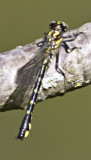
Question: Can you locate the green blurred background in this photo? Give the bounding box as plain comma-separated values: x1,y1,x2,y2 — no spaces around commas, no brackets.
0,0,91,160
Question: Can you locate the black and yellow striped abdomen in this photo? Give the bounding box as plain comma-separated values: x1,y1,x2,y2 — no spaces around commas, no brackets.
17,54,53,139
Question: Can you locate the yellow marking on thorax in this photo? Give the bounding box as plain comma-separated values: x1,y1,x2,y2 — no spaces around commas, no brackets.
53,31,60,38
53,38,63,53
55,38,63,45
48,30,54,36
45,29,63,55
47,30,54,42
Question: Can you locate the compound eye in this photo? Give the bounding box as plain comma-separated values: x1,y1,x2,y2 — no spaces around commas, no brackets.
61,22,68,32
49,21,57,29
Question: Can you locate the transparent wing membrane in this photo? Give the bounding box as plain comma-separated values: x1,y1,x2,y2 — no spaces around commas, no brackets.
16,42,49,86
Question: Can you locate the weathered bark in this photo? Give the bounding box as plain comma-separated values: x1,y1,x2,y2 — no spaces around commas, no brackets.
0,23,91,111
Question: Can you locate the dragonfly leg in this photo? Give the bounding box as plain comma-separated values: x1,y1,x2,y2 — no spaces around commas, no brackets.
55,48,65,77
62,41,81,53
62,32,83,42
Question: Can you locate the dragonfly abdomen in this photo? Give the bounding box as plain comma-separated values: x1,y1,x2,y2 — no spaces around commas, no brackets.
16,55,52,140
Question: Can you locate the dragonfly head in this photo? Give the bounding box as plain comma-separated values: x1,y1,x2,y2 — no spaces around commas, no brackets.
49,21,68,32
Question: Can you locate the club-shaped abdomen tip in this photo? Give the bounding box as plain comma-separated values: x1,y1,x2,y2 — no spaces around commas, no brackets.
16,131,25,140
16,134,24,140
16,129,30,140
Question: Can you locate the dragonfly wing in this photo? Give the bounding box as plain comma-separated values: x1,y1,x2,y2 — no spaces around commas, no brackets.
16,42,49,87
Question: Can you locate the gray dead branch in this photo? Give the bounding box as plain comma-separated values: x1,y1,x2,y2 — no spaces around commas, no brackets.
0,22,91,111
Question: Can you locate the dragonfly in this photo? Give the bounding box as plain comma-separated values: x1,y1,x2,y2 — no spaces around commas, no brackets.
16,20,81,140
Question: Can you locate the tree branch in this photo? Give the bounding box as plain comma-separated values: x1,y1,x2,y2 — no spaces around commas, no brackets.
0,22,91,111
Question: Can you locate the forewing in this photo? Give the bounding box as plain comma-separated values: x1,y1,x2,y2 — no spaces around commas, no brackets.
16,42,49,87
